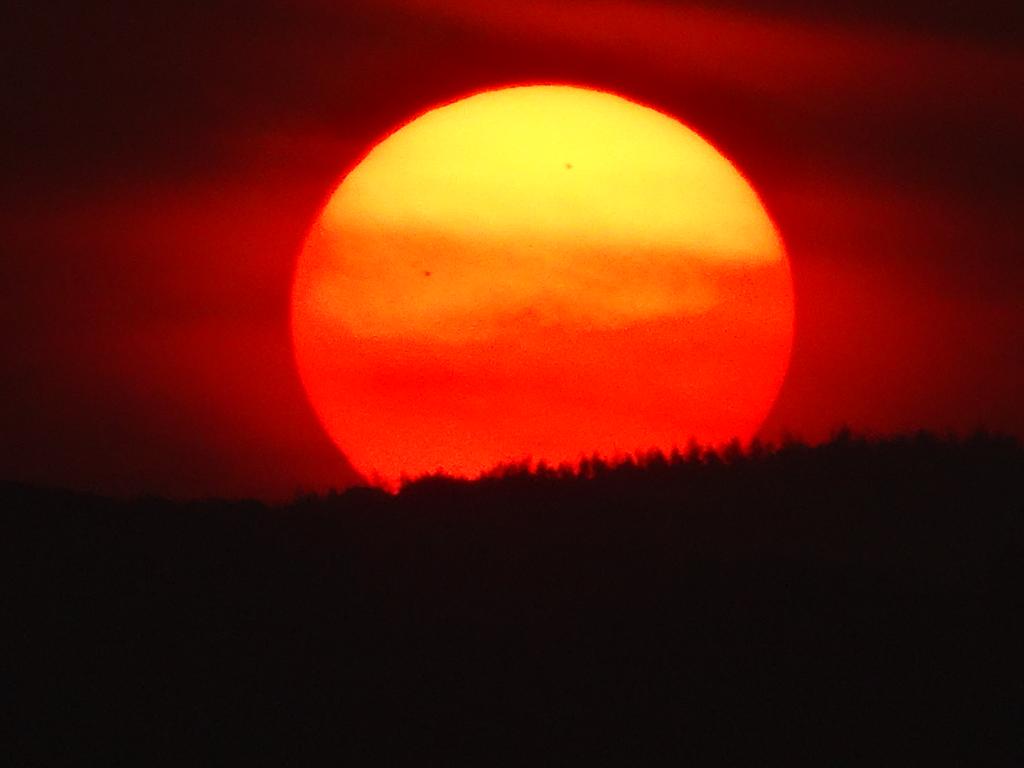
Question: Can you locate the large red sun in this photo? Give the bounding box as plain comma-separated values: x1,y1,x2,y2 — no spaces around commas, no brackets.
292,85,794,487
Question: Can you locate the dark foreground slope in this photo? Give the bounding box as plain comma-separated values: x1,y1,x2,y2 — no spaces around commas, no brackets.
5,433,1024,764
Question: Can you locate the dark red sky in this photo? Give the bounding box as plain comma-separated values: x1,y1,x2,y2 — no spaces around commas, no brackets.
2,0,1022,498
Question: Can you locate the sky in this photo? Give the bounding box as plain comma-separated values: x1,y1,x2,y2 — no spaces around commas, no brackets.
2,0,1022,498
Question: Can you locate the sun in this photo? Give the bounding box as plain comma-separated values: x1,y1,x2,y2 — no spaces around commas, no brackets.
291,84,794,487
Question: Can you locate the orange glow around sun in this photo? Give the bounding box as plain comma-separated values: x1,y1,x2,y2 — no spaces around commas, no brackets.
292,85,794,487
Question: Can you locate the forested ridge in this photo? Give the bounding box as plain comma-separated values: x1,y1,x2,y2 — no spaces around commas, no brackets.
6,432,1023,763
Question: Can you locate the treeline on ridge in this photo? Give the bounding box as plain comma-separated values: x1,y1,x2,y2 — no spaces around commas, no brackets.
6,430,1024,762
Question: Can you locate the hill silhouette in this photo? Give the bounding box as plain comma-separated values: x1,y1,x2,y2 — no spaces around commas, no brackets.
6,431,1024,763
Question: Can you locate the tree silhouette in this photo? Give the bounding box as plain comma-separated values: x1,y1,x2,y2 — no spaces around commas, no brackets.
5,431,1023,763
